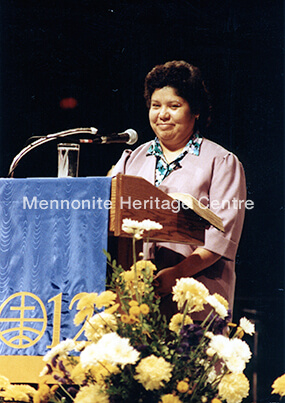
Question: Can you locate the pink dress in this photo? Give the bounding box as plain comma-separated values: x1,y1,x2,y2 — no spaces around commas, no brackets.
112,137,247,318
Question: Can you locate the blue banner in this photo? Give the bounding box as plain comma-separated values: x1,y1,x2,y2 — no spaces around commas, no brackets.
0,177,111,355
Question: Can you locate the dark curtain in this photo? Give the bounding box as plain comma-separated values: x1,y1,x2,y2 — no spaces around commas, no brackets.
0,1,283,400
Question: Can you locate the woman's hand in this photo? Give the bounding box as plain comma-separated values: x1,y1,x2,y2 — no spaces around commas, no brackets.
153,266,177,297
153,247,221,297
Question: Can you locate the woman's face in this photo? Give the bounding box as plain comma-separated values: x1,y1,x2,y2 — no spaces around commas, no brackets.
149,86,196,151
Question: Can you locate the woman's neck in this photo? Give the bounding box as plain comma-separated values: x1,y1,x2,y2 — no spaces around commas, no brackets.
161,145,185,163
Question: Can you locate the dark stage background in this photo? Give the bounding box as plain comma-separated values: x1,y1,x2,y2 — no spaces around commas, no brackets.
0,1,284,401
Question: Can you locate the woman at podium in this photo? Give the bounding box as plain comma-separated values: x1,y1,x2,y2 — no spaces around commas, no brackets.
111,60,246,320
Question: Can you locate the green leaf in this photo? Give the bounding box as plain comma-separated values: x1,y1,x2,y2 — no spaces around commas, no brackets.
103,249,112,262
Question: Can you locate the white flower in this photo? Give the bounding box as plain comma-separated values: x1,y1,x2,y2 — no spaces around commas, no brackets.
206,295,228,319
207,334,231,358
122,218,162,240
205,331,214,339
122,219,144,239
80,332,140,369
80,343,99,368
206,367,217,384
43,339,76,363
140,219,163,231
226,355,247,373
230,338,252,364
207,335,252,373
74,341,88,352
84,312,118,342
239,317,255,335
199,358,210,370
172,277,209,312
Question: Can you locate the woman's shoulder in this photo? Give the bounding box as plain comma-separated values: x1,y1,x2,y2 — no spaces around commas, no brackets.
130,140,154,154
122,140,154,162
201,137,241,161
111,140,154,176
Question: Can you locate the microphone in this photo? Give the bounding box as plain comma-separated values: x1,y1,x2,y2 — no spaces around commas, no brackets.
8,127,98,177
79,129,138,145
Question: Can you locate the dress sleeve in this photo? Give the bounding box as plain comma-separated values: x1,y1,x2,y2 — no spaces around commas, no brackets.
202,152,247,260
110,149,132,176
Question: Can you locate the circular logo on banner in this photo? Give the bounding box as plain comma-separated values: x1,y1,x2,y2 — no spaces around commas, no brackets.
0,292,47,348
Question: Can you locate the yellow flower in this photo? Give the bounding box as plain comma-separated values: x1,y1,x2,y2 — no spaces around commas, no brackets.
89,361,121,385
213,293,229,310
51,385,59,393
177,380,189,393
0,375,10,389
236,326,245,338
134,355,173,390
94,290,117,308
121,270,136,282
74,292,111,326
31,382,51,403
104,302,120,314
73,383,109,403
129,305,141,316
160,394,182,403
74,308,94,326
172,278,209,312
121,269,146,296
140,303,150,315
129,300,139,306
121,314,131,323
0,384,36,402
129,315,139,324
272,374,285,396
131,260,157,276
76,292,98,310
70,362,87,384
212,399,222,403
169,313,193,334
218,373,250,403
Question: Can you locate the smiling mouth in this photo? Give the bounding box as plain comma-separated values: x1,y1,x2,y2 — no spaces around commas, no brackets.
157,123,174,128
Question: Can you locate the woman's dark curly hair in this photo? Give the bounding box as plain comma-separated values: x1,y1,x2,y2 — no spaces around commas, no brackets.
144,60,212,131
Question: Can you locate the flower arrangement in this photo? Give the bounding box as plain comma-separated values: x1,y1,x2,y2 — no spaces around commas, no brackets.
0,219,255,403
271,374,285,401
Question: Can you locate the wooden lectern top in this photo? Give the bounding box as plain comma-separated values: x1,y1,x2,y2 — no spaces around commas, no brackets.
109,174,224,246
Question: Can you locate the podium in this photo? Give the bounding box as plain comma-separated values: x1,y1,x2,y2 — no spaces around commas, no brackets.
109,174,223,270
109,174,212,243
0,175,221,382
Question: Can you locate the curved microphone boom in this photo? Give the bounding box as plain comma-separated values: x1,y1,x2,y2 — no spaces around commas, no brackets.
8,127,98,177
8,127,138,177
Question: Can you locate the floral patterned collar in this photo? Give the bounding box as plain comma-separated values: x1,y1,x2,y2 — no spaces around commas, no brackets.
146,132,203,186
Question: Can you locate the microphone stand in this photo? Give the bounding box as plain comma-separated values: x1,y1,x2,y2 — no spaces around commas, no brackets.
8,127,98,177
